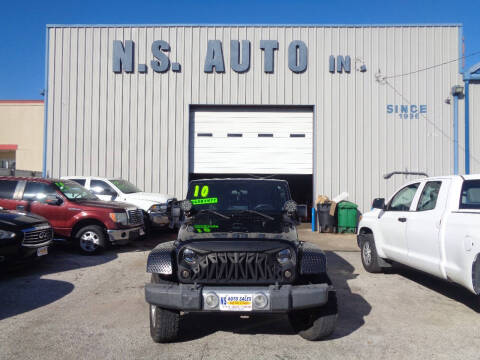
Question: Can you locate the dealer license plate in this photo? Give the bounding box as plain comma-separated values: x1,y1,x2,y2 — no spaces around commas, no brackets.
219,294,253,311
37,246,48,257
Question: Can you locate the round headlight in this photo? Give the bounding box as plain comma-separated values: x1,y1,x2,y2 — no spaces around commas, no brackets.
183,248,197,264
180,200,193,212
277,248,292,264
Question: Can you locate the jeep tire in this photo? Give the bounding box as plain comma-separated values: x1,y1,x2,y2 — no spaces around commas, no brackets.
149,274,180,343
289,292,337,341
360,234,382,273
75,225,105,255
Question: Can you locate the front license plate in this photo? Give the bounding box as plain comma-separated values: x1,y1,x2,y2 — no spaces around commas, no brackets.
37,246,48,257
219,294,253,311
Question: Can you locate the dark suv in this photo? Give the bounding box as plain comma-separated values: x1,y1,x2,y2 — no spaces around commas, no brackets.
0,177,145,254
145,178,337,342
0,208,53,266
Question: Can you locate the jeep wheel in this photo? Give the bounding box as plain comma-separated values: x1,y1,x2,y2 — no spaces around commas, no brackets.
289,292,337,341
360,234,382,273
150,274,180,343
75,225,105,255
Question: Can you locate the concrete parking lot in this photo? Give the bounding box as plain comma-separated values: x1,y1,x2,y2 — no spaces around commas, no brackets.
1,230,480,360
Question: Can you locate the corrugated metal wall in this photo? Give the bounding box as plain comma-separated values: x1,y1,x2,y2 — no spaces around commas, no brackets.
45,25,462,211
469,81,480,173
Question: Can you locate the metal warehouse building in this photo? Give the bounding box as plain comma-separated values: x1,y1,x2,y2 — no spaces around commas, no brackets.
44,24,466,211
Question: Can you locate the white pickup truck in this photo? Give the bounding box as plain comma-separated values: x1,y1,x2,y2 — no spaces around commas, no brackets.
63,176,178,231
358,174,480,296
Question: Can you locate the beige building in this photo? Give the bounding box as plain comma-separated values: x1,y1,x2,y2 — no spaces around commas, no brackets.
0,100,44,172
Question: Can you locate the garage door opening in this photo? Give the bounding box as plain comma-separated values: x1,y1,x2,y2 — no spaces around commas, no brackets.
189,173,313,221
189,106,314,221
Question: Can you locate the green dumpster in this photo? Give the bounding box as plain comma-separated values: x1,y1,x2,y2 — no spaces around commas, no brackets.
337,201,358,233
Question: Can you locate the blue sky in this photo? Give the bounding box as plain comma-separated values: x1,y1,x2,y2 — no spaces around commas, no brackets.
1,0,479,99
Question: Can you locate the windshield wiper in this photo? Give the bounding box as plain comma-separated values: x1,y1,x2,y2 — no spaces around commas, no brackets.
236,210,274,221
196,209,231,220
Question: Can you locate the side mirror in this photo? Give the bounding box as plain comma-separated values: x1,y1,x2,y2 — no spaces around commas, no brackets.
171,207,181,218
46,194,63,206
105,188,118,199
372,198,385,210
296,204,308,219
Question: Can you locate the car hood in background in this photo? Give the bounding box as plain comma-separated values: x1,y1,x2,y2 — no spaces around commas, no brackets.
72,199,135,211
0,210,48,228
123,192,172,204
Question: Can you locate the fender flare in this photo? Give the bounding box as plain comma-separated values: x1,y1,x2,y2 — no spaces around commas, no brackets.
298,242,327,275
146,241,176,275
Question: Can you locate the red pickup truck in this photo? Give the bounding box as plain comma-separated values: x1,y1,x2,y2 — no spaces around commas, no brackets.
0,177,145,254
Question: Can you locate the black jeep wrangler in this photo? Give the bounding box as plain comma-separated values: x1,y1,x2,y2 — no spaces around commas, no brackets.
145,178,337,342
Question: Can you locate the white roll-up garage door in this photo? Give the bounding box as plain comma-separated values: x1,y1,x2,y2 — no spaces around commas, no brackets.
190,107,313,174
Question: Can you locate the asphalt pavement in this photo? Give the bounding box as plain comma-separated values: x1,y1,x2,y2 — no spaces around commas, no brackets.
1,230,480,360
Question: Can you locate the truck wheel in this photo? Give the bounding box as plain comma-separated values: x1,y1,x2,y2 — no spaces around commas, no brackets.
289,292,337,341
360,234,382,273
149,274,180,343
75,225,105,255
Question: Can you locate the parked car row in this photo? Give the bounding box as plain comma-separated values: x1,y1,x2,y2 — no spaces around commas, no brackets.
62,176,179,231
0,176,179,259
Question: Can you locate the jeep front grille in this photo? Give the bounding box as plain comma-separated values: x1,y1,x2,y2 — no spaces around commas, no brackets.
181,250,295,285
127,209,144,225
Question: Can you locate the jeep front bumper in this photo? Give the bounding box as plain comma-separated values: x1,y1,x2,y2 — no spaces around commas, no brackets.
145,283,332,312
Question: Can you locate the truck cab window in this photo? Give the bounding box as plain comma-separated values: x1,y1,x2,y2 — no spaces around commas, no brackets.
23,182,57,201
387,183,420,211
460,180,480,209
416,181,442,211
90,180,116,196
71,179,86,186
0,180,18,199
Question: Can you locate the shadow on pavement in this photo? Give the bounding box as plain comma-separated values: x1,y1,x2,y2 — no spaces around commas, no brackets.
387,264,480,313
325,251,371,339
0,245,119,320
0,278,74,320
172,250,371,342
0,227,177,321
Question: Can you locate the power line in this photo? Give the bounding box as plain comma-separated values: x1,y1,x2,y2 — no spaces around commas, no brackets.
383,79,480,166
383,50,480,80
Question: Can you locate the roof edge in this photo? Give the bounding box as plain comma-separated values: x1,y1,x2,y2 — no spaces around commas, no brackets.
46,23,463,28
0,100,44,104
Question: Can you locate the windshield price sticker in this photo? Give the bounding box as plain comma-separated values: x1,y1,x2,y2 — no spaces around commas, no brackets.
193,224,219,233
191,197,218,205
219,294,253,311
55,182,65,190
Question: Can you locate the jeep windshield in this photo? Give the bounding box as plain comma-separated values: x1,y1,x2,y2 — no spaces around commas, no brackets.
109,179,142,194
54,180,98,201
185,179,291,234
